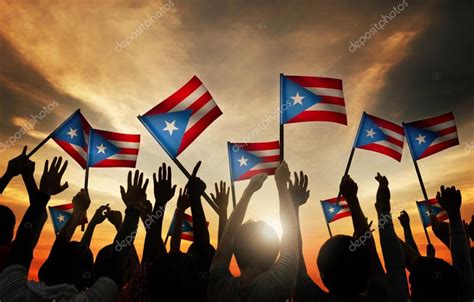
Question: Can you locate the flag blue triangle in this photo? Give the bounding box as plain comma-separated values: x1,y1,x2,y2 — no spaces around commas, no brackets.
281,76,321,123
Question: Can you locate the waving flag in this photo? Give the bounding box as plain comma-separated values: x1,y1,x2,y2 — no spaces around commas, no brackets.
354,112,405,161
48,203,87,235
280,74,347,125
138,76,222,158
51,110,91,168
404,112,459,160
321,197,351,223
87,129,140,168
228,141,280,181
416,198,449,227
167,213,209,241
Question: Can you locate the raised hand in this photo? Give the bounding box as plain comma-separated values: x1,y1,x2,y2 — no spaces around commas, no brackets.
275,160,290,187
39,156,69,196
5,146,30,178
247,173,268,193
72,189,91,215
90,204,110,225
211,181,230,216
289,171,310,207
153,163,177,207
398,210,410,228
120,170,149,210
107,210,123,231
186,162,206,197
375,173,390,213
339,175,358,200
436,185,462,220
177,187,191,212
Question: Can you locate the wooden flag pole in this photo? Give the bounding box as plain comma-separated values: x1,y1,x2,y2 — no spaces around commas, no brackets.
279,73,285,162
27,109,81,158
137,115,219,213
227,142,237,208
320,200,333,237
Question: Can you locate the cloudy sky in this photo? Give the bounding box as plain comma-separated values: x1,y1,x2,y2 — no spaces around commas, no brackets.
0,0,472,286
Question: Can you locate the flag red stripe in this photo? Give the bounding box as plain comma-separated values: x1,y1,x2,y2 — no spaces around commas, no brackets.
410,112,455,128
288,111,347,125
385,136,404,148
180,233,194,241
323,197,346,203
436,126,457,136
118,148,140,155
50,203,74,210
92,159,137,168
368,114,404,135
318,96,345,106
240,141,280,151
357,143,402,161
330,211,352,222
178,106,222,155
186,91,213,114
239,168,278,180
286,75,343,90
95,129,141,142
260,155,281,162
419,138,459,159
53,139,87,169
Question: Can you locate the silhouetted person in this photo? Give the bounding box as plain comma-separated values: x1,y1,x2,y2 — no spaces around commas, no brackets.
0,205,15,272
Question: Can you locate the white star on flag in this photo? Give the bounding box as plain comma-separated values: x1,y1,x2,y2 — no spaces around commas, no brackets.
163,120,179,136
366,128,376,138
290,92,305,105
416,134,426,145
57,214,65,222
96,143,107,154
67,128,78,139
238,156,248,167
328,207,335,213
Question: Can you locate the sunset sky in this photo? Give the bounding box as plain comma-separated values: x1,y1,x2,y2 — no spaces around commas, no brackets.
0,0,473,288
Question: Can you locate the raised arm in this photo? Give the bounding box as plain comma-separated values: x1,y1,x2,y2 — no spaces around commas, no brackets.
430,215,450,249
170,188,190,253
57,188,89,243
81,204,110,248
210,181,230,244
0,146,29,194
374,173,408,302
436,185,474,300
397,210,420,255
211,173,267,268
187,162,210,249
142,163,176,262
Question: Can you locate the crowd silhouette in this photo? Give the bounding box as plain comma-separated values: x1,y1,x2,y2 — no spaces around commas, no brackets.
0,146,473,301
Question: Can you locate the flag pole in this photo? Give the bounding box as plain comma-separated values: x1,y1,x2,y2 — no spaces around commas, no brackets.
164,210,176,246
279,73,284,162
320,200,333,237
27,109,81,158
137,115,219,213
227,142,237,208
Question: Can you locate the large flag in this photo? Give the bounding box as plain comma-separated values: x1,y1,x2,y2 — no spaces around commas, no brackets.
404,112,459,160
139,76,222,157
167,213,209,241
87,129,140,168
52,110,91,168
321,197,351,223
354,112,405,161
48,203,87,235
280,74,347,125
228,141,280,181
416,198,449,227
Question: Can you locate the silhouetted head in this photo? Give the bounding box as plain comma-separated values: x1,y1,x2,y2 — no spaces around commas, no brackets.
94,244,138,286
233,220,280,272
39,241,94,290
149,252,200,300
0,205,15,244
409,257,460,302
317,235,370,297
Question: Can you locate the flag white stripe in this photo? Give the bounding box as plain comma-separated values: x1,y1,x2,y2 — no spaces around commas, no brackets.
425,120,456,132
305,87,344,98
372,140,403,153
185,100,216,131
109,140,140,149
249,162,280,171
72,144,87,159
248,149,280,157
107,154,139,161
337,208,351,214
169,84,208,112
306,103,346,114
378,126,404,142
429,132,458,146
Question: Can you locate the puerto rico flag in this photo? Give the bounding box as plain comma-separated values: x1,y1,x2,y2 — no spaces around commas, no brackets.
138,76,222,158
354,112,405,161
51,110,91,169
404,113,459,160
48,203,87,235
416,198,449,227
228,141,280,181
280,74,347,125
87,129,140,168
321,197,351,223
167,213,209,241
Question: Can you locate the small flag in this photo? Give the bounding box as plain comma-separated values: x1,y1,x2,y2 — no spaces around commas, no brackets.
416,198,449,227
321,197,351,223
87,129,140,168
404,112,459,160
354,112,405,161
228,141,280,181
280,74,347,125
52,111,92,168
48,203,87,235
139,76,222,157
167,213,209,242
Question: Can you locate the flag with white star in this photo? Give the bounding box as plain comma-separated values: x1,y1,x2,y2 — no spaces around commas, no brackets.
404,112,459,160
167,212,209,242
138,76,222,158
87,129,140,168
48,203,87,235
321,197,351,223
280,74,347,125
353,112,405,161
228,141,280,181
416,198,449,227
51,110,92,168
